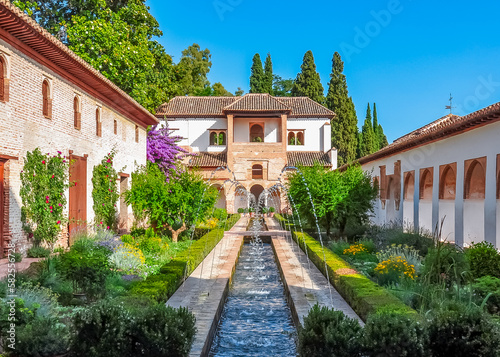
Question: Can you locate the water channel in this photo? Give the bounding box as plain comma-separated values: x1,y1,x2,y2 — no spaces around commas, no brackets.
209,237,297,356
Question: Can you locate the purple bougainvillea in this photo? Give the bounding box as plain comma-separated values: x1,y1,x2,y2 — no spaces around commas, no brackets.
146,125,191,179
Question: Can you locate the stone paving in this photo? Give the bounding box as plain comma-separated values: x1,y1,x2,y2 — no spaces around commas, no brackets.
266,217,363,326
166,216,248,357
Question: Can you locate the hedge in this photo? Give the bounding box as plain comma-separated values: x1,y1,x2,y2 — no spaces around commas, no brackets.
292,230,416,321
130,214,241,301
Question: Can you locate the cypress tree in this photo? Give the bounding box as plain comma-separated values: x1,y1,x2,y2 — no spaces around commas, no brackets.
249,53,264,93
372,103,380,151
325,52,358,165
263,53,274,95
360,103,377,157
378,124,389,148
291,50,324,104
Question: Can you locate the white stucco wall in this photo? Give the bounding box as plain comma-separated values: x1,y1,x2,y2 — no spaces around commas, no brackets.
233,118,280,143
287,118,329,152
169,118,227,152
361,119,500,247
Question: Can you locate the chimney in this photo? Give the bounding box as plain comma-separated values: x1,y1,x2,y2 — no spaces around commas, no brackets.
330,148,338,170
322,122,331,152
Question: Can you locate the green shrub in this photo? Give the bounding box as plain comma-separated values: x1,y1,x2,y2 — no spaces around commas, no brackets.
362,311,427,357
377,244,423,273
129,214,241,301
269,206,275,213
329,240,351,256
466,242,500,279
11,252,22,262
423,243,469,285
298,304,363,357
237,208,244,214
212,208,228,221
120,234,135,245
27,246,51,258
15,282,60,317
369,225,434,256
15,316,71,357
427,303,500,357
473,276,500,315
131,304,196,356
293,231,415,321
72,300,131,357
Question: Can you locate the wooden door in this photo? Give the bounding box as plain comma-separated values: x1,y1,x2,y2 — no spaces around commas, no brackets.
0,160,4,258
69,154,87,239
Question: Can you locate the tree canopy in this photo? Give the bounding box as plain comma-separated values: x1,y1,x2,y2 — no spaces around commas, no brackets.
326,52,358,165
287,164,377,237
291,51,324,104
249,53,265,93
263,53,274,95
273,75,294,97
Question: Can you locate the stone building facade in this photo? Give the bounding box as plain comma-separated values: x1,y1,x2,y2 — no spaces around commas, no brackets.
358,103,500,248
0,1,158,256
156,93,337,213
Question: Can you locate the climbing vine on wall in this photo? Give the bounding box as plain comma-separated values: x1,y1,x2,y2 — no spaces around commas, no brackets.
20,148,70,248
92,150,119,229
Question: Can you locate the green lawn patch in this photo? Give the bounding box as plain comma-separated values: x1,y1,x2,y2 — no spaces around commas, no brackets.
130,214,241,301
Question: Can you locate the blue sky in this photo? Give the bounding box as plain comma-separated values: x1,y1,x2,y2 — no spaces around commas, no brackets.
146,0,500,142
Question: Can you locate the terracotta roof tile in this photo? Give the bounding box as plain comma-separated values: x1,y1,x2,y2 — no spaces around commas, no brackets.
349,101,500,168
156,94,335,118
223,93,290,112
188,152,227,167
0,0,157,127
287,151,332,167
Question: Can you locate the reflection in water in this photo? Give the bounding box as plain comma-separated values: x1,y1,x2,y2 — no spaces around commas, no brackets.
209,243,297,356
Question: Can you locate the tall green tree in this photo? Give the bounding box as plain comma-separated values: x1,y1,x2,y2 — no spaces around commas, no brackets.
291,50,324,104
211,82,233,97
325,52,358,165
287,164,377,237
177,44,212,96
263,53,274,95
359,103,377,157
249,53,264,93
273,75,294,97
372,103,380,151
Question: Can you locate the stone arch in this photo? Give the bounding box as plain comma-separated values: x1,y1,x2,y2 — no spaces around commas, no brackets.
439,165,456,200
250,123,264,142
234,187,248,212
404,172,415,201
386,177,397,221
419,168,433,200
212,184,226,209
250,184,265,204
465,159,486,199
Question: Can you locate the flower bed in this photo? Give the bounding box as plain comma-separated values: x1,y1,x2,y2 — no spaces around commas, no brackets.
129,214,241,301
292,231,415,321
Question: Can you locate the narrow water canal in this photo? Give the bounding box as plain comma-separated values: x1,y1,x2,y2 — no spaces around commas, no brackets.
209,242,297,356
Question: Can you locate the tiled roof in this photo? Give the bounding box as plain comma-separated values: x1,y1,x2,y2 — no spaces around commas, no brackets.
350,101,500,168
0,0,157,127
188,152,227,167
156,94,335,118
224,93,290,112
287,151,332,167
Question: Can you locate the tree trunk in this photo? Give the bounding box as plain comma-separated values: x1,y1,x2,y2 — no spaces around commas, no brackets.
166,222,187,243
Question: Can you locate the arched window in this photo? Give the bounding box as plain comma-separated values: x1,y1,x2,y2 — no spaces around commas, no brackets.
42,79,52,118
74,96,81,130
419,168,433,200
210,131,218,145
135,125,139,143
114,119,118,135
252,164,263,179
439,165,456,200
250,124,264,142
288,132,295,145
0,56,7,102
96,108,102,137
218,132,226,145
404,172,415,201
465,159,486,199
296,131,304,145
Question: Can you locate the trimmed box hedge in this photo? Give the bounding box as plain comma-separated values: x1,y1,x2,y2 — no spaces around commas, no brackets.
130,214,241,301
292,230,416,321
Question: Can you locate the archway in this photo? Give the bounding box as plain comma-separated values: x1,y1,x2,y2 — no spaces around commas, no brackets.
234,187,248,212
386,178,396,222
250,124,264,142
250,184,265,205
212,184,226,210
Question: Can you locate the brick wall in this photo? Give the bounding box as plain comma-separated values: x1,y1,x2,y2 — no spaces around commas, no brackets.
0,39,148,251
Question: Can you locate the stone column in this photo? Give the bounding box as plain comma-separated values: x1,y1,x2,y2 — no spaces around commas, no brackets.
227,114,234,172
281,114,287,152
455,161,465,247
432,164,440,234
413,169,420,231
484,153,497,246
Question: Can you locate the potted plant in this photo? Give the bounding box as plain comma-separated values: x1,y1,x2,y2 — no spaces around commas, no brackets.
243,208,249,217
249,207,255,217
261,207,268,217
237,208,244,216
269,206,275,217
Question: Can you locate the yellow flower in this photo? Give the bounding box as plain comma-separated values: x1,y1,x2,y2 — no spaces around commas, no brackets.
343,243,368,256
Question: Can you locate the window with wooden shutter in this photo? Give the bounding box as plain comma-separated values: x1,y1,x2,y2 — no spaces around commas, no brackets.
42,79,51,118
74,96,81,130
96,108,102,137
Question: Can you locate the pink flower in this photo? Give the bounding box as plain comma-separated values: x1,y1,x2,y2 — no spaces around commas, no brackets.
107,159,111,163
42,160,46,164
107,226,110,230
49,206,53,209
58,203,62,207
57,151,62,155
51,175,54,178
102,204,105,206
57,220,61,224
100,222,103,225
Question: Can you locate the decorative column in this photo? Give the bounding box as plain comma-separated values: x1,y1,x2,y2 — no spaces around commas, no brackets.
454,161,465,247
281,114,287,152
484,153,497,246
